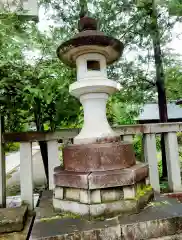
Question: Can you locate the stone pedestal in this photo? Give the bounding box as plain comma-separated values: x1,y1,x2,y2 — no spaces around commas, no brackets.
53,140,153,219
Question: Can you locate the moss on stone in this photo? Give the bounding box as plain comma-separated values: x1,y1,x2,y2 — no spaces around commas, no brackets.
40,211,82,222
135,185,153,200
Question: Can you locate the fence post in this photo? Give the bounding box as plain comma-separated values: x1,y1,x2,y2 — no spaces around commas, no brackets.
143,133,160,193
164,132,182,192
47,140,60,190
20,142,34,210
0,116,6,207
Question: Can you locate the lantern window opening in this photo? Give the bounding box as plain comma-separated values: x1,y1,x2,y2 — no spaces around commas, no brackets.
87,60,100,71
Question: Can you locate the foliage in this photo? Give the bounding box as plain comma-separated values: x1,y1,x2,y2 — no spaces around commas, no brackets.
133,134,161,161
177,132,182,145
5,142,20,153
168,0,182,16
0,0,182,134
166,65,182,101
158,159,163,178
110,101,141,125
133,135,143,161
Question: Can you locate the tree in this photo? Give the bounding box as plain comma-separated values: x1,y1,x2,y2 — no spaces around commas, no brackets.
166,65,182,100
1,0,182,183
0,10,80,183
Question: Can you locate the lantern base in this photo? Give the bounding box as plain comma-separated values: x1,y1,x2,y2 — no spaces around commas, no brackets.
53,163,152,219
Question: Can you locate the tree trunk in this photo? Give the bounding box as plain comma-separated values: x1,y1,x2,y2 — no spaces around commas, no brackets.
34,108,49,188
39,141,49,186
150,0,168,178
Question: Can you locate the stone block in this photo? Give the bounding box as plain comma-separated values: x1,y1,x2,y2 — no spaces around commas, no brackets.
63,141,136,172
81,230,97,240
101,188,123,202
54,163,148,190
65,188,80,201
88,163,148,189
54,171,89,189
64,232,82,239
96,225,121,240
54,187,64,199
121,217,178,239
90,200,137,217
0,206,28,233
80,189,90,204
53,199,89,216
123,186,136,199
90,190,101,203
149,234,182,240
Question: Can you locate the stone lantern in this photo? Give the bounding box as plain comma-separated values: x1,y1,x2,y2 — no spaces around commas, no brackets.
54,16,153,219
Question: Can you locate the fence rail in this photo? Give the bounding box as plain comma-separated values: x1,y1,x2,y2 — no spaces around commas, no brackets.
1,122,182,209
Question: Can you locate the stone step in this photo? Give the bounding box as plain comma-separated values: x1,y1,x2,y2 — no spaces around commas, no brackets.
30,191,182,240
31,215,182,239
150,234,182,239
0,206,28,234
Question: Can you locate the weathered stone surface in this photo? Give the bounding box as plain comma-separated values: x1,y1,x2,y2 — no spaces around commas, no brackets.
149,234,182,239
90,200,138,217
81,230,97,240
64,232,82,239
80,190,90,204
137,190,154,210
54,171,90,189
53,199,89,216
54,163,148,190
96,225,121,240
88,163,148,189
0,216,34,240
90,190,101,204
65,188,80,201
101,188,123,202
121,218,178,239
63,142,136,172
32,191,182,240
54,187,64,199
123,186,136,199
0,206,27,233
53,190,153,219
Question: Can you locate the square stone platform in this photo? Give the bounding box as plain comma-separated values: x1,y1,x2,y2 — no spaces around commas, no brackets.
31,191,182,240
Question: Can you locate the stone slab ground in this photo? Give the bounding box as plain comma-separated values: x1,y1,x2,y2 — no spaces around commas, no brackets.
0,216,34,240
0,206,27,233
0,206,34,240
30,191,182,240
0,195,40,239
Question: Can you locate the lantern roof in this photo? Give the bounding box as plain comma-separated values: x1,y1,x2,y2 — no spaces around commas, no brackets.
57,16,124,67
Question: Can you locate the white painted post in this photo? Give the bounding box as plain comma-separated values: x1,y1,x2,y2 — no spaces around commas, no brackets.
123,135,133,142
20,142,34,210
0,117,6,207
47,140,60,190
164,132,182,192
143,133,160,193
